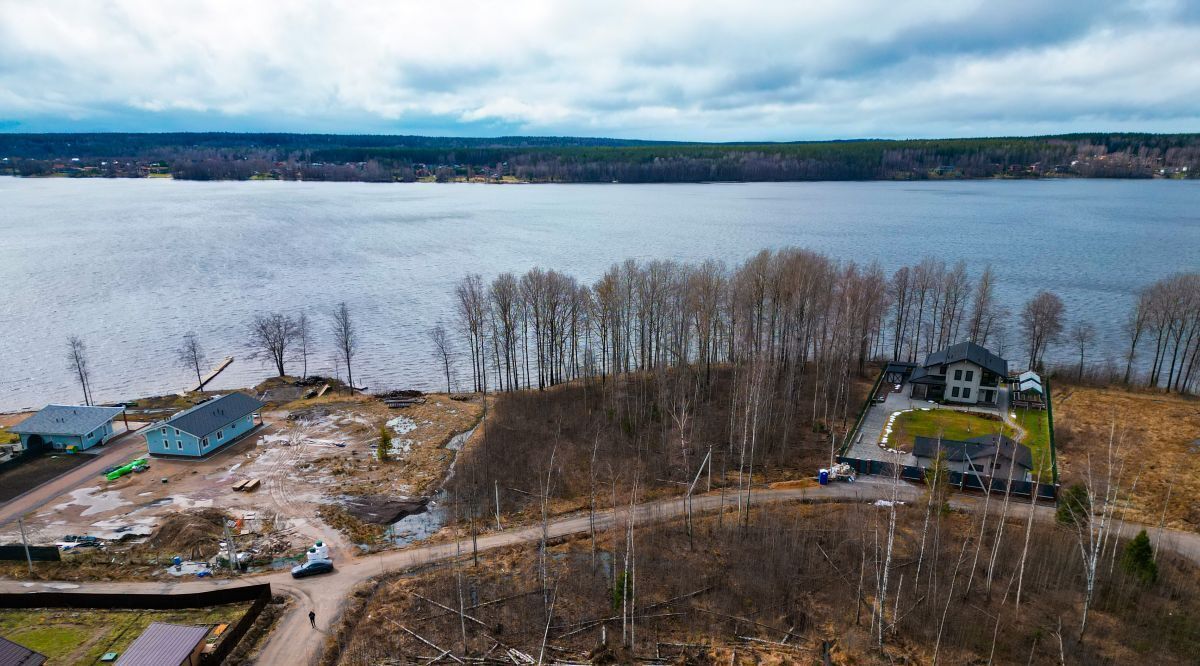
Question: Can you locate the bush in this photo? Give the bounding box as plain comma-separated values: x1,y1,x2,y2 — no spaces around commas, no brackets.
1121,529,1158,584
1056,483,1089,525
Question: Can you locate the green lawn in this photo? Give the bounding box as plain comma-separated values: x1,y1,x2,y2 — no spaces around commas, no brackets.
0,605,248,665
1012,407,1054,478
884,409,1007,448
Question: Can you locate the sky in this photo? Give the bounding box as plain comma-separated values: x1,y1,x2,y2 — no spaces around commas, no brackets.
1,0,1198,141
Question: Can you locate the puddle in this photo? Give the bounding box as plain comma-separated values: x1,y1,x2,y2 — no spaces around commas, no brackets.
388,493,448,547
53,487,133,517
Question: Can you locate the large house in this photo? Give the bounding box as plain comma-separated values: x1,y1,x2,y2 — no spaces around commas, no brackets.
145,392,264,458
8,404,126,453
913,433,1034,481
907,341,1007,405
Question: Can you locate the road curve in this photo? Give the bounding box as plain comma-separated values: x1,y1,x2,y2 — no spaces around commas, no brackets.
4,479,1199,665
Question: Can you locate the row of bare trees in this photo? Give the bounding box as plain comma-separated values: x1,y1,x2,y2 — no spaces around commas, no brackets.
1124,272,1200,393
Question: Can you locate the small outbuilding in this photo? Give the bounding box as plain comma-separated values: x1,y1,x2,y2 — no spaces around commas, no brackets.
8,404,126,453
145,392,265,457
0,635,47,666
115,622,210,666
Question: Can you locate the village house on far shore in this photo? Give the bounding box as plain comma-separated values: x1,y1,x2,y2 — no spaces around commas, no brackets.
144,392,264,458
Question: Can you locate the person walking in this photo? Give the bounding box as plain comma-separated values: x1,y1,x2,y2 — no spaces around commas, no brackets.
309,610,317,629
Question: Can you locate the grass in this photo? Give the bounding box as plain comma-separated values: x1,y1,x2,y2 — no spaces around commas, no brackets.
0,605,249,665
885,409,1005,448
1052,383,1200,532
0,427,18,445
883,405,1055,478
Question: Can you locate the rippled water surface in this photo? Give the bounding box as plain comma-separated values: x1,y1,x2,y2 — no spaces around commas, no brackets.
2,178,1197,411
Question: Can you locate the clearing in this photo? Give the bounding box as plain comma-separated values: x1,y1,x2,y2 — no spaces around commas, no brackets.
0,604,249,665
1052,384,1200,532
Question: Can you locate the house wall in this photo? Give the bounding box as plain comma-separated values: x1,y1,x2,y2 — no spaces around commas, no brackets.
944,360,983,404
20,432,84,451
144,413,258,457
916,454,1031,482
80,420,116,450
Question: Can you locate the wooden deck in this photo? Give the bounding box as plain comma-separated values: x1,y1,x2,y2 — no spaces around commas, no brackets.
194,356,234,391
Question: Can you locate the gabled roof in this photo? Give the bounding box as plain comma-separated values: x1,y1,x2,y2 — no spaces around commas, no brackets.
908,366,945,385
884,361,917,376
0,636,46,666
116,623,210,666
159,392,264,438
913,434,1033,471
1018,370,1041,384
9,405,123,437
921,341,1008,377
1018,378,1044,394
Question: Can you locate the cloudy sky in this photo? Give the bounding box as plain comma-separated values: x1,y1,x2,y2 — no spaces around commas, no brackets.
1,0,1197,140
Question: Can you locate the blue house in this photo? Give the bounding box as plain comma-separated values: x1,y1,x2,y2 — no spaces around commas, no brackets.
145,392,265,458
9,405,126,452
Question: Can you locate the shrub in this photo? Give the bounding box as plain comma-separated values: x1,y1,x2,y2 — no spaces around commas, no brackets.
1121,529,1158,584
377,424,391,462
1056,483,1089,525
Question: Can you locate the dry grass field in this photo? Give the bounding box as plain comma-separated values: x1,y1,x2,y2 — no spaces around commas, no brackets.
1052,384,1200,531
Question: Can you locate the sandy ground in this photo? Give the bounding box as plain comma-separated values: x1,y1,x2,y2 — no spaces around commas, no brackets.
0,393,482,571
1052,384,1200,531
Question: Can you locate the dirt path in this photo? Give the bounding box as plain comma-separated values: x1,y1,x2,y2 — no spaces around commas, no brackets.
0,429,146,528
5,480,1200,666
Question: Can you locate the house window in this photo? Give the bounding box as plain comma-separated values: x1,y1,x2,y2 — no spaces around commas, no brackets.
217,430,224,441
177,440,183,449
952,386,960,398
970,463,985,473
202,437,209,448
963,387,971,399
160,427,167,435
174,428,180,436
954,369,962,380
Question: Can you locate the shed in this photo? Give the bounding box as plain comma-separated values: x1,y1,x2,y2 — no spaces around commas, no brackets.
8,404,125,453
145,392,265,457
0,636,46,666
115,622,210,666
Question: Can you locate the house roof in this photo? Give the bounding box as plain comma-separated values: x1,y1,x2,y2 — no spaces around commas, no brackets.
1018,377,1044,394
912,434,1033,471
908,366,945,385
115,623,210,666
921,341,1008,377
884,361,917,376
0,636,46,666
1018,370,1041,384
9,405,124,437
159,392,265,438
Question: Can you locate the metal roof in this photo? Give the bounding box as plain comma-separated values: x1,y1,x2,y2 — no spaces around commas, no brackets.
115,622,210,666
921,341,1008,377
1018,378,1044,394
9,405,124,437
160,392,265,438
913,434,1033,470
0,636,46,666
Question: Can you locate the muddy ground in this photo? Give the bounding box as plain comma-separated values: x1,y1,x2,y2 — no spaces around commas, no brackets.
0,391,482,579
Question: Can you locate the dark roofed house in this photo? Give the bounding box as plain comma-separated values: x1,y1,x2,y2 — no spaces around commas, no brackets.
144,392,264,458
913,433,1033,482
116,622,210,666
9,404,125,453
0,636,46,666
907,341,1007,406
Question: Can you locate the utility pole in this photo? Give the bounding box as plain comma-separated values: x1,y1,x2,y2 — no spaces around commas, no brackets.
223,519,239,575
18,517,33,575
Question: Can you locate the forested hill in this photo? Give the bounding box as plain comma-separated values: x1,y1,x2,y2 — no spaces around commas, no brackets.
1,132,1196,182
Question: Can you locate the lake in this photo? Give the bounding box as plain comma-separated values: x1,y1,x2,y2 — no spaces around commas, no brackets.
1,178,1197,412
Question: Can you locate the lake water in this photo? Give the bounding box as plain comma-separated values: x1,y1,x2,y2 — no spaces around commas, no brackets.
1,178,1197,412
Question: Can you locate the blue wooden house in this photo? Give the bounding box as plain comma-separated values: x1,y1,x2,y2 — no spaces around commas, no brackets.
145,392,265,457
9,404,126,452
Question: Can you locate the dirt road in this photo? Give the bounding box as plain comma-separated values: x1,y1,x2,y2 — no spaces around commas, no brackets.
5,479,1200,666
0,429,146,528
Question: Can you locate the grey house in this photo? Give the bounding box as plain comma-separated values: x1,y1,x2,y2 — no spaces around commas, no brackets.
8,404,126,453
913,434,1033,482
908,341,1007,405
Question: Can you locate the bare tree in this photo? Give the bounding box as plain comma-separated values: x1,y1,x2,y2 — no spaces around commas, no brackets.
429,324,455,394
176,331,207,388
66,335,94,406
295,312,312,379
1069,320,1096,382
249,313,297,377
331,301,358,394
1021,290,1065,370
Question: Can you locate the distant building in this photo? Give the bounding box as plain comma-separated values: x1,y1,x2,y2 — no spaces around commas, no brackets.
0,635,47,666
1011,370,1046,409
145,392,264,457
913,433,1033,482
115,622,210,666
8,405,125,453
907,341,1007,405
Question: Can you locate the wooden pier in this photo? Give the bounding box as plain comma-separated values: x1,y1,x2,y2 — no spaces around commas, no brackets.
194,356,234,392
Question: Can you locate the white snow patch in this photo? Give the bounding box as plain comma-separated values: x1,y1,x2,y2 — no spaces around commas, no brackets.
387,416,417,435
53,487,132,517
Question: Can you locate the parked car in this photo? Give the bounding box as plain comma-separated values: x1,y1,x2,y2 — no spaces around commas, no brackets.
291,559,334,579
